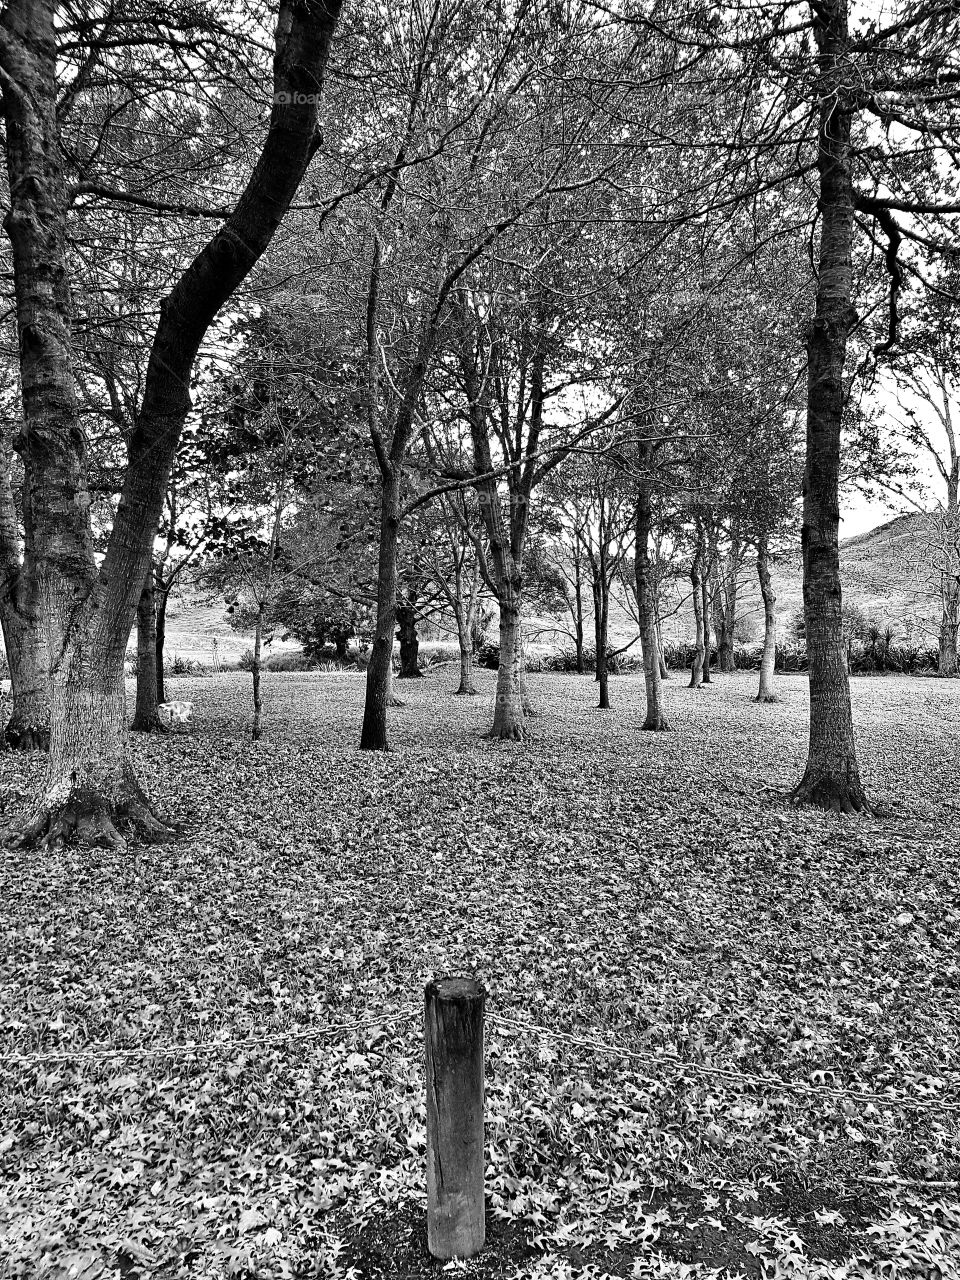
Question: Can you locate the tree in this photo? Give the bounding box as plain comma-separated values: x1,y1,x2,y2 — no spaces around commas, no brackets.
0,407,48,748
0,0,343,846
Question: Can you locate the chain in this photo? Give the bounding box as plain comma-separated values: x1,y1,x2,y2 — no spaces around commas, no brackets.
488,1012,960,1117
0,1010,419,1068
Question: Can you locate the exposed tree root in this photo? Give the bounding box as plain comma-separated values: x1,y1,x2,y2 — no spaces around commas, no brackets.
454,686,478,696
387,695,405,708
2,720,50,752
486,721,526,741
641,715,670,731
754,694,779,705
130,713,171,735
6,784,177,851
788,769,875,816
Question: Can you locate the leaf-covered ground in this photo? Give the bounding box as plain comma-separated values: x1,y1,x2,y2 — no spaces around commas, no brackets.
1,669,959,1280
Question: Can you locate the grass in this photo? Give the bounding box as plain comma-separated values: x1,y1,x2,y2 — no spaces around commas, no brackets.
1,669,959,1279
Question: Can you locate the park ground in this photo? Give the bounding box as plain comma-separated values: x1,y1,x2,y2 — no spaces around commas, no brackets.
1,670,959,1279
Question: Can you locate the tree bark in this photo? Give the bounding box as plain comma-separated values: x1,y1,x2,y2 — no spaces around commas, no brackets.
635,477,669,729
573,555,586,674
939,587,959,677
689,542,705,689
361,469,400,750
0,438,49,750
790,0,871,813
131,570,165,732
250,604,265,740
0,0,343,845
396,602,422,678
756,534,778,703
155,584,169,705
701,559,712,684
938,492,959,676
455,629,477,694
717,530,740,674
492,592,525,739
657,620,670,679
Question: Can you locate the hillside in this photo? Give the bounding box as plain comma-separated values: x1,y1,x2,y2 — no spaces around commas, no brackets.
0,514,941,673
136,513,951,661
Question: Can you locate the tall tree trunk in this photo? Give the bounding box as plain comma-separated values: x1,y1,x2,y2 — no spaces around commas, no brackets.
939,587,959,677
334,630,349,661
155,584,168,705
717,531,740,674
455,620,477,694
0,0,343,846
396,603,422,678
361,470,400,750
701,564,712,684
251,603,264,741
131,571,164,732
0,446,49,750
938,493,959,676
596,560,610,710
756,534,778,703
635,478,669,729
790,0,871,813
657,620,670,679
689,545,705,689
492,590,525,739
573,558,586,674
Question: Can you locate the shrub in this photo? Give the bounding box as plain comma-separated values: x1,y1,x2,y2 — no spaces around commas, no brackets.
237,648,256,672
265,650,313,673
475,638,499,669
546,647,588,673
169,654,207,676
419,643,461,668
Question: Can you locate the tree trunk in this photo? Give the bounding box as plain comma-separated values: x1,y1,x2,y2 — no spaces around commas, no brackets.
657,620,670,679
939,589,959,677
756,535,778,703
689,546,704,689
335,631,349,661
635,479,669,729
717,532,740,674
361,470,400,750
938,502,959,676
790,1,871,813
0,429,49,751
12,652,170,849
596,560,610,710
574,558,586,674
454,612,477,695
396,603,422,678
492,594,525,740
0,0,343,845
251,604,264,741
131,571,165,732
155,585,168,705
701,565,712,684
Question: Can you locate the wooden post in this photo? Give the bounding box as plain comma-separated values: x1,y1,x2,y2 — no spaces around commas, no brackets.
424,976,485,1260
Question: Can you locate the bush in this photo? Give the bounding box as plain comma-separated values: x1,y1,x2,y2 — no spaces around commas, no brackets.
237,648,256,672
169,655,207,676
419,643,461,668
265,650,313,673
475,638,499,670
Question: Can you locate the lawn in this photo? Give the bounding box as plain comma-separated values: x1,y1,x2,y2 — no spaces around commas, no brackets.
1,669,959,1280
